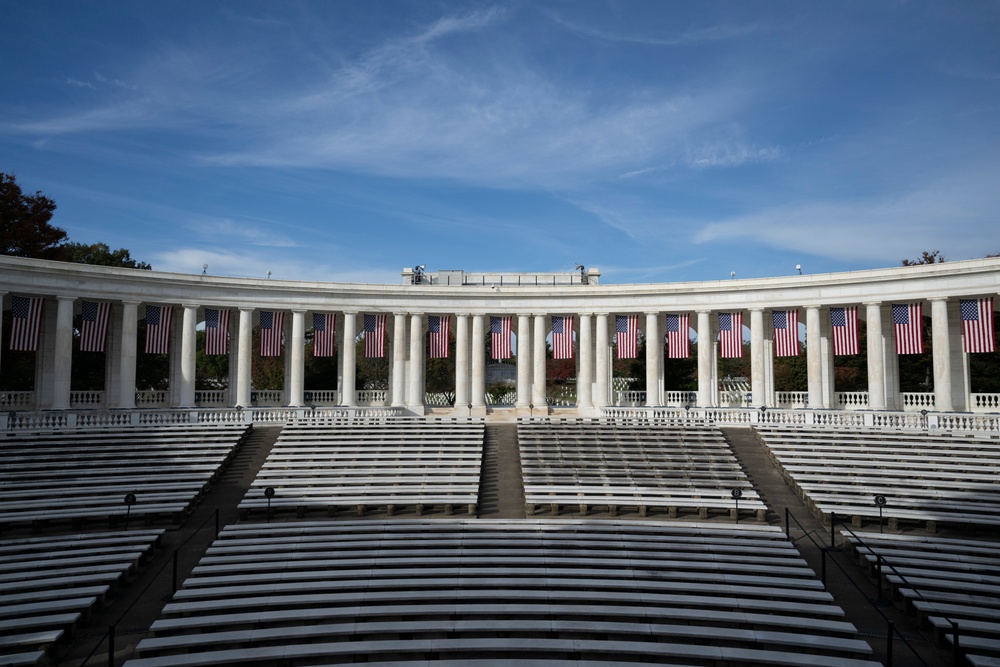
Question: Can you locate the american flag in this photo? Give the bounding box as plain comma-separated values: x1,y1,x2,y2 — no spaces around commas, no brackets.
428,315,450,359
364,313,386,358
615,314,638,359
9,295,43,352
961,298,995,353
718,311,743,358
830,306,859,356
665,313,690,359
312,312,336,357
144,305,173,354
551,315,574,360
490,315,512,359
892,303,924,355
772,309,800,357
259,310,285,357
79,301,111,353
204,308,230,356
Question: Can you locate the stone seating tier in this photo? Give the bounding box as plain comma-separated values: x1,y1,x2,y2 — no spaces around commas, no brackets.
125,519,879,667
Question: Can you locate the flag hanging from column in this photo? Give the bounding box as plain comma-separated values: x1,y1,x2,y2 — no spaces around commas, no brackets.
615,314,638,359
428,315,450,359
719,312,743,358
961,298,995,353
892,303,924,355
665,313,690,359
9,295,43,352
772,309,800,357
79,300,111,353
551,315,574,359
144,305,173,354
204,308,230,356
363,313,386,358
259,310,285,357
830,306,859,356
490,315,512,359
312,312,336,357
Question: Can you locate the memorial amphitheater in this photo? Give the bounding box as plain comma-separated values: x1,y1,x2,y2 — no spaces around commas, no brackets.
2,254,999,667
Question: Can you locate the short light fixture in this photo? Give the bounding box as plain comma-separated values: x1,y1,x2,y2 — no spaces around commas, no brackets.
796,264,802,275
266,271,271,279
202,263,208,275
730,271,736,280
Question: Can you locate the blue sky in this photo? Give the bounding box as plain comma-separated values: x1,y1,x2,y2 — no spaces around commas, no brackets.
2,2,999,285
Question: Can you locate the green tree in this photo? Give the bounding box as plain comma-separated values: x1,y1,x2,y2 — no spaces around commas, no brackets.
0,172,67,260
63,242,152,270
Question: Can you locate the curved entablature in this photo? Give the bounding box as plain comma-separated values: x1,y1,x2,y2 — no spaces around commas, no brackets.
3,255,1000,313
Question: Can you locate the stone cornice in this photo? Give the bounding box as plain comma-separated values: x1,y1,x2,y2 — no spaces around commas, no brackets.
2,255,999,315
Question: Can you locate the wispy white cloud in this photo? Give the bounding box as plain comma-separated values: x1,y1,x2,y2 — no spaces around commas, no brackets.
152,247,399,284
693,170,1000,262
544,11,769,47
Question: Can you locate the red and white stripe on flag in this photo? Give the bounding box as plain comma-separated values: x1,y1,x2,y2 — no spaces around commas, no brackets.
363,313,386,358
144,305,173,354
772,309,800,357
551,315,574,359
204,308,230,356
830,306,859,356
312,312,336,357
665,313,690,359
615,314,638,359
892,303,923,355
490,315,512,359
79,300,111,353
259,310,285,357
718,312,743,358
428,315,450,359
961,298,995,353
9,295,44,352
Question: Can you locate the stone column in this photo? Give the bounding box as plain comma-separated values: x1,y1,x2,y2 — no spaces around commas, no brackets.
578,313,593,410
408,312,425,413
948,300,970,412
342,312,357,407
516,314,531,411
865,302,885,410
595,313,610,407
471,314,486,414
818,307,835,408
0,293,5,377
391,312,407,407
750,308,765,407
806,306,823,408
51,296,76,410
455,314,470,411
116,301,139,409
645,312,661,407
697,310,714,407
176,305,197,408
930,298,953,412
288,310,305,406
235,308,253,407
532,314,547,411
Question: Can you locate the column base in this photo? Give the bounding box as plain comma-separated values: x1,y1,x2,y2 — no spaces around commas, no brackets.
470,405,488,418
407,404,426,416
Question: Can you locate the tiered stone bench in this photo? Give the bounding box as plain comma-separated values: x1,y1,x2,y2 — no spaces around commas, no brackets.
0,425,249,531
0,529,163,666
518,421,766,519
754,426,1000,531
238,418,484,517
842,531,1000,667
126,519,878,667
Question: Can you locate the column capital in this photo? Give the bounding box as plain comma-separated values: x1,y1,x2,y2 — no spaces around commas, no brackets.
239,305,255,313
181,303,199,311
863,301,882,307
343,310,359,316
56,295,77,303
121,299,141,307
928,296,949,303
644,311,660,317
291,308,307,314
